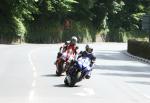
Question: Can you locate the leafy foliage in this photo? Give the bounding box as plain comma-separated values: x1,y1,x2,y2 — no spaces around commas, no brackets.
0,0,150,43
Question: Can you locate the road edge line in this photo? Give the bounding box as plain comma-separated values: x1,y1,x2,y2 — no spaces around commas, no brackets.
123,51,150,64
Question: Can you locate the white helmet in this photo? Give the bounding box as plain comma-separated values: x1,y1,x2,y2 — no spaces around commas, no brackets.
71,36,78,44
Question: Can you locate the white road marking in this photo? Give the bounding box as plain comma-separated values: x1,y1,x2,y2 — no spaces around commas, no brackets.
131,86,150,100
28,46,48,78
32,80,36,88
29,90,35,102
75,92,87,97
75,88,95,96
28,49,37,103
143,94,150,100
28,47,45,102
84,88,95,95
28,50,38,78
33,72,37,78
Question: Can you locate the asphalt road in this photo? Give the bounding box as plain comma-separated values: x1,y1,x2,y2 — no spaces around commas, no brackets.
0,43,150,103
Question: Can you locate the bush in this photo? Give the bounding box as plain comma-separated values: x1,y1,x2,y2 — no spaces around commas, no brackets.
0,16,26,43
66,21,96,43
26,17,63,43
107,28,124,42
107,28,149,42
26,17,96,43
13,17,26,38
128,39,150,60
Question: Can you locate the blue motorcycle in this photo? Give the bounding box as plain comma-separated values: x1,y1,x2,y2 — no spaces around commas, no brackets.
64,57,92,87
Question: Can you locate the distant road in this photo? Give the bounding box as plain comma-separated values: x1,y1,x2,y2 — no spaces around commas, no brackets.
0,43,150,103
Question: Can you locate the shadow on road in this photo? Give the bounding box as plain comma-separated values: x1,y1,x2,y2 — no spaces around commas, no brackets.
127,81,150,85
95,50,133,61
95,63,150,85
53,84,81,88
95,64,150,79
100,72,150,78
41,74,65,77
94,65,150,73
94,49,150,86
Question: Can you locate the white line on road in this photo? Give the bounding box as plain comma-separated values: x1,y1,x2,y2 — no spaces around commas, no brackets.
28,47,45,102
28,50,38,78
28,46,48,78
75,88,95,97
32,80,36,88
131,85,150,100
28,49,38,103
29,90,35,102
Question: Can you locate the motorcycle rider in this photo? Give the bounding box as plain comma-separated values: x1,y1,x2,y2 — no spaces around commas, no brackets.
77,44,96,79
55,36,79,65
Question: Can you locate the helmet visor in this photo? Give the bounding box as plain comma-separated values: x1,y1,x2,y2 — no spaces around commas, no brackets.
87,48,93,53
71,39,77,44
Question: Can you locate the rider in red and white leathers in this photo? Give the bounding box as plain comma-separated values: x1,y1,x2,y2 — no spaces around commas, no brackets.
55,36,79,65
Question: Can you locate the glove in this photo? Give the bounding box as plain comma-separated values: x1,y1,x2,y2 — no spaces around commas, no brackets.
57,52,62,58
85,75,91,79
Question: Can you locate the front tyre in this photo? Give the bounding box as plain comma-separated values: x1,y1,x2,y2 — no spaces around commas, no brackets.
56,61,63,76
56,70,62,76
68,77,75,87
69,82,75,87
64,76,75,87
64,77,69,86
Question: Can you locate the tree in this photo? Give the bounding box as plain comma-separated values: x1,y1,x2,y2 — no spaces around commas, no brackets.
0,0,38,43
0,0,150,43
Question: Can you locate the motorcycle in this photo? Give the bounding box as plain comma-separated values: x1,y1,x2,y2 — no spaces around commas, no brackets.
64,56,92,87
56,49,76,76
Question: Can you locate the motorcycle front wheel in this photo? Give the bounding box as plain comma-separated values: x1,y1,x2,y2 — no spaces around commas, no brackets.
64,76,76,87
56,70,62,76
64,77,69,86
56,61,63,76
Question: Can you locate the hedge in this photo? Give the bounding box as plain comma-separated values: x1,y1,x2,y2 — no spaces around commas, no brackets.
128,39,150,60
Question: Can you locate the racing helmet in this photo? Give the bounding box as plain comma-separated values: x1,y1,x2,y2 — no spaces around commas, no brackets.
71,36,78,45
85,44,93,53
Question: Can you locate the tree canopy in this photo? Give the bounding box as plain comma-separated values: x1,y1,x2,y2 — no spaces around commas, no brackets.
0,0,150,43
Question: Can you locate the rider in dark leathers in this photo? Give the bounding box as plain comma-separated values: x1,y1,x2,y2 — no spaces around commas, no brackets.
77,45,96,79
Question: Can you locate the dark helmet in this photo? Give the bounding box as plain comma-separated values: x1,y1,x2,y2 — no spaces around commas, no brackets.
85,44,93,53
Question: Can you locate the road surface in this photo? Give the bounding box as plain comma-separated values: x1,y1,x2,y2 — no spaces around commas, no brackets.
0,43,150,103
